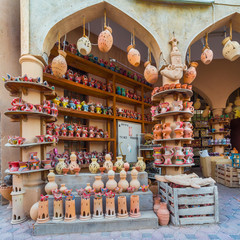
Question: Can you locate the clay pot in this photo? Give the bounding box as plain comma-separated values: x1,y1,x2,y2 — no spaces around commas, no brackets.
62,168,69,175
98,26,113,53
103,154,113,171
175,83,181,89
85,183,92,193
162,123,172,139
157,202,170,226
74,167,80,175
163,84,170,90
52,50,67,78
114,156,124,173
222,36,240,61
174,128,184,138
194,98,201,110
127,45,141,67
170,84,175,89
124,162,130,172
153,196,161,213
30,201,39,221
118,169,129,192
77,36,92,56
201,47,213,64
99,167,106,174
183,62,198,84
135,157,146,172
144,61,158,84
59,184,67,193
45,170,58,195
0,185,12,209
93,175,104,192
130,195,140,218
106,170,117,191
187,85,192,90
68,152,79,174
42,160,52,169
89,158,100,174
153,124,162,140
181,84,187,89
130,167,140,191
55,158,67,175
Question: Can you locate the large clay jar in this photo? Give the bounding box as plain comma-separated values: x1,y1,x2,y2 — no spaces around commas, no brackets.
93,175,104,192
52,50,67,78
59,184,67,193
77,36,92,56
127,45,141,67
45,170,58,195
130,167,140,191
162,123,172,139
0,185,12,208
89,158,100,174
201,47,213,65
118,169,129,192
153,124,162,140
144,61,158,84
68,152,79,174
157,202,170,226
103,153,113,171
222,36,240,61
114,156,124,173
135,157,146,172
55,158,67,175
30,201,39,221
183,62,198,84
153,196,161,213
106,170,117,191
98,26,113,53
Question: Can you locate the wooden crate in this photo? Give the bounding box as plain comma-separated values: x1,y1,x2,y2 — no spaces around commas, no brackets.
215,164,240,188
159,182,219,226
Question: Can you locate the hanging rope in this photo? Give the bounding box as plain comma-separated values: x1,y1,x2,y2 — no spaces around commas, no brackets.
205,33,209,49
83,16,86,37
188,46,191,65
88,22,90,38
149,46,152,63
104,9,107,29
230,20,232,40
63,34,67,51
133,29,135,48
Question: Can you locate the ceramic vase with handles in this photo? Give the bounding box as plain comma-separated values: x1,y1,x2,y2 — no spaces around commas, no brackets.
174,128,184,138
222,36,240,61
162,123,172,139
183,62,198,84
55,158,67,175
183,147,194,164
153,124,162,140
162,146,174,165
183,122,193,138
160,102,170,114
183,101,194,113
153,147,163,165
172,101,183,112
201,47,213,65
157,202,170,226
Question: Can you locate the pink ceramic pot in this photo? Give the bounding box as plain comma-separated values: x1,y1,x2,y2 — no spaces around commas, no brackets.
201,47,213,65
157,202,170,226
183,62,198,84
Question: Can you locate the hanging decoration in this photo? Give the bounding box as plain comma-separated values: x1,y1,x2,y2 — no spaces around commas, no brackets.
52,33,67,78
202,105,210,118
201,33,213,64
183,46,198,84
98,9,113,53
144,47,158,84
193,98,201,110
222,20,240,61
77,16,92,56
224,102,233,114
127,30,141,67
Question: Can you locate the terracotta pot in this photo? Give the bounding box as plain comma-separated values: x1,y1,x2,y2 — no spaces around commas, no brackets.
222,36,240,61
99,167,106,174
77,36,92,56
174,128,184,138
118,169,129,192
68,152,79,174
114,156,124,173
181,84,187,89
93,175,104,192
201,47,213,64
113,166,117,172
30,201,39,221
124,162,130,172
153,196,161,213
183,62,198,84
175,83,181,89
162,123,172,139
37,199,50,223
106,170,117,191
98,26,113,53
45,170,58,195
187,84,192,90
0,185,12,209
42,160,52,169
85,183,92,193
153,124,162,140
130,195,140,218
62,168,69,175
170,83,175,89
130,167,140,191
52,50,67,78
59,184,67,193
89,158,100,174
117,196,128,218
144,61,158,84
103,154,113,171
157,202,170,226
135,157,146,172
55,158,67,175
163,84,170,90
159,86,164,91
194,98,201,110
127,45,141,67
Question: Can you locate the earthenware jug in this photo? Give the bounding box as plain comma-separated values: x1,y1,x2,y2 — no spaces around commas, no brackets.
135,157,146,172
127,45,141,67
160,102,170,114
153,124,162,140
93,175,104,192
77,36,92,56
157,202,170,225
183,62,198,84
172,101,183,112
89,158,100,174
174,128,184,138
45,170,58,195
153,195,161,213
144,61,158,84
55,158,67,175
162,123,172,139
222,37,240,61
194,98,201,110
153,147,163,165
68,152,79,174
98,26,113,53
201,47,213,65
52,50,67,78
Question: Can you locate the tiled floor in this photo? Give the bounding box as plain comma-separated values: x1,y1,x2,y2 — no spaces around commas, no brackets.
0,183,239,240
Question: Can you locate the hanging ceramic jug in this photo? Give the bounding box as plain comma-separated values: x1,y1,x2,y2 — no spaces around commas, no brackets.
222,37,240,61
194,98,201,110
45,170,58,195
77,36,92,56
55,158,67,175
202,106,210,118
183,62,198,84
89,158,100,174
114,156,124,173
144,61,158,84
157,202,170,226
135,157,146,172
103,153,113,171
98,26,113,53
225,103,233,114
127,45,141,67
68,152,79,174
234,96,240,106
52,50,67,78
201,47,213,65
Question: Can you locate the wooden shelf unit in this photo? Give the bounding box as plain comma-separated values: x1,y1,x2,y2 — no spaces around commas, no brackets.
58,136,115,142
47,48,154,160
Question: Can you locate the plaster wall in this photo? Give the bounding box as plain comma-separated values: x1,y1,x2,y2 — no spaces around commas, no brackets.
0,0,21,179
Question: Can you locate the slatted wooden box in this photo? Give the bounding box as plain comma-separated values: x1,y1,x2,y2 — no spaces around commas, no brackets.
159,181,219,225
215,164,240,188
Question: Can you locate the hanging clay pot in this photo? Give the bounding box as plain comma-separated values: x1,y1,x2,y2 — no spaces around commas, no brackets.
52,50,67,78
55,158,67,175
118,169,129,192
130,167,140,191
135,157,146,172
93,175,104,192
98,26,113,53
77,36,92,56
45,170,58,195
30,201,39,221
106,170,117,191
222,37,240,61
183,62,198,84
89,158,100,174
201,47,213,65
234,96,240,106
144,61,158,84
114,156,124,173
59,184,67,193
194,98,201,110
103,153,113,171
127,45,141,67
157,202,170,226
68,152,79,174
225,103,233,114
202,106,210,118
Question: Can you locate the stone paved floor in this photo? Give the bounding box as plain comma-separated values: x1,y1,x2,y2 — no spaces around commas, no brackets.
0,183,239,240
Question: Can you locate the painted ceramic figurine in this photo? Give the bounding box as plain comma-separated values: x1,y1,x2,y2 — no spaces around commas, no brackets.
160,102,170,114
96,103,102,114
81,101,89,112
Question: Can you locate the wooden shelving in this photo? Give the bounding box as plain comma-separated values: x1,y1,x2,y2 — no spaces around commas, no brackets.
58,136,115,142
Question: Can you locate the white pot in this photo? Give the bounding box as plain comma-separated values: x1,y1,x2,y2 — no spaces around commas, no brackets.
77,36,92,56
222,37,240,61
